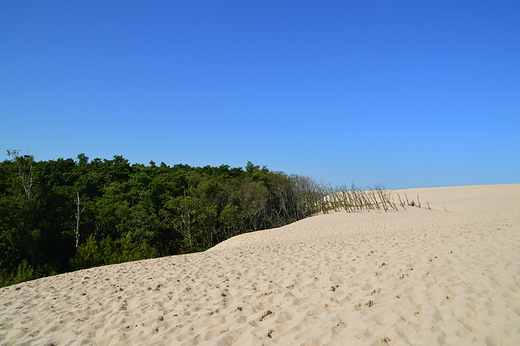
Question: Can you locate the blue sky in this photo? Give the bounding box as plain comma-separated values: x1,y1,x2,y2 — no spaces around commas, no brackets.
1,1,519,189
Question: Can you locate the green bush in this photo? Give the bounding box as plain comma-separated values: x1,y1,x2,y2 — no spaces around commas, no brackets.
0,260,35,287
70,233,159,270
112,233,158,264
70,234,103,270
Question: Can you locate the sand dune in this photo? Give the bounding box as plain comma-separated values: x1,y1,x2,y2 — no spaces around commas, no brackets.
1,184,519,345
390,184,520,212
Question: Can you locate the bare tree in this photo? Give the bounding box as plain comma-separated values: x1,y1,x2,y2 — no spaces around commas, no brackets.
74,191,85,248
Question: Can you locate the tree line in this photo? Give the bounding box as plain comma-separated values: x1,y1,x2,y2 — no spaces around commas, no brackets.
0,151,327,287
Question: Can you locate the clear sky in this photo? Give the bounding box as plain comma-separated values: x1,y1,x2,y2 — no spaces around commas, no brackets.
1,1,519,189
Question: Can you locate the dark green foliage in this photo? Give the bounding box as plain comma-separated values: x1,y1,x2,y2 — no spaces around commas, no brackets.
0,153,326,287
70,233,159,270
69,234,102,270
0,260,35,287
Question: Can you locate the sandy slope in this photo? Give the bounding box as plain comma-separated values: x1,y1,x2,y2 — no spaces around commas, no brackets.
1,184,519,346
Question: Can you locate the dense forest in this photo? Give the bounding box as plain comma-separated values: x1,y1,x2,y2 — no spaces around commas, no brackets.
1,151,400,287
0,151,330,287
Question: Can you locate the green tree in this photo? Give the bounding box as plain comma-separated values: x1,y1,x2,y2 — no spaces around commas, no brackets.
6,151,41,268
70,234,102,270
1,152,335,286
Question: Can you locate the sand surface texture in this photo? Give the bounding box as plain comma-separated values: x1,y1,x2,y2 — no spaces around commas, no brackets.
1,184,520,345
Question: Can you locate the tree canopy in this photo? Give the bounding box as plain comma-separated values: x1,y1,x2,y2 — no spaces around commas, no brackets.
0,153,326,287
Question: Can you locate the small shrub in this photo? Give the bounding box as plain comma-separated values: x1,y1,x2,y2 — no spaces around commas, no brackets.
70,235,103,270
0,260,35,287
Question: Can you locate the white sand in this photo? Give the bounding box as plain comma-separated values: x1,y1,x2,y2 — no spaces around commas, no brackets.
1,184,519,345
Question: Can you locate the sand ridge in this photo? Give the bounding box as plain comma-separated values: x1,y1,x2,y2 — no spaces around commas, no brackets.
1,184,519,345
